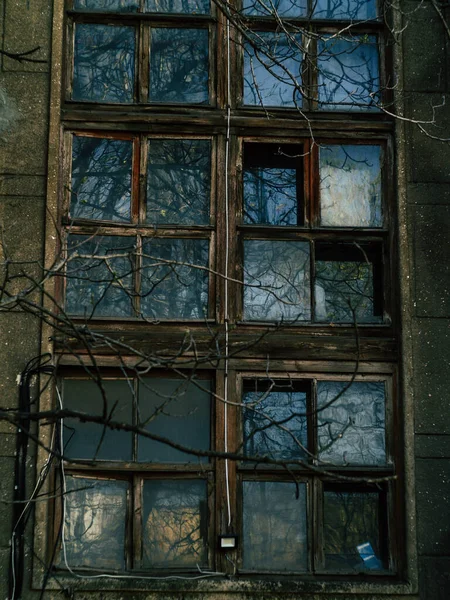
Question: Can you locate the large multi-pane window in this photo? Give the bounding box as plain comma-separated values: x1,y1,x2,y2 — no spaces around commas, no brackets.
54,0,400,582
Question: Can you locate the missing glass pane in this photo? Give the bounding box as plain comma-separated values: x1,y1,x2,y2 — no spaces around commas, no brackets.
243,143,303,226
73,24,135,103
70,136,132,222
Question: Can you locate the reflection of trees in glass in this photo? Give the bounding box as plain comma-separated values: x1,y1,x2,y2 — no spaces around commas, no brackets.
70,136,132,222
318,36,380,111
142,480,207,568
244,240,310,321
243,386,308,460
66,235,135,318
317,381,386,465
244,31,303,107
244,167,297,225
138,378,211,463
242,0,307,17
150,28,209,104
313,0,377,20
319,145,382,227
145,0,209,13
243,481,307,570
73,24,135,103
64,477,128,570
324,491,382,571
141,238,209,319
74,0,139,11
147,139,210,225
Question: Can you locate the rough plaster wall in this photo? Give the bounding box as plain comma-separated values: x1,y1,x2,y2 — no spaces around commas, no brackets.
0,0,51,595
402,2,450,599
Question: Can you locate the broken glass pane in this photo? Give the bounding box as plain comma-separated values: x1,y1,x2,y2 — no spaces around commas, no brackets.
70,136,132,222
320,145,382,227
66,235,134,318
313,0,378,20
315,246,380,324
73,24,135,103
138,378,211,463
63,379,133,461
244,32,303,107
243,481,307,571
63,477,128,570
74,0,139,11
243,0,307,17
244,240,311,322
243,143,302,226
243,381,308,460
150,28,209,104
317,381,386,465
145,0,210,13
146,139,210,225
317,35,380,111
142,480,208,568
324,490,383,571
141,238,209,319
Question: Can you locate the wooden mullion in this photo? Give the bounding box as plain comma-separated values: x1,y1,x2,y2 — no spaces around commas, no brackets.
309,140,320,227
139,23,149,103
132,474,143,570
139,134,147,224
312,477,323,572
65,19,75,103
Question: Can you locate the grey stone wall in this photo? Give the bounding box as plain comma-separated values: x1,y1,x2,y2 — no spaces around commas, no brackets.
0,0,51,596
402,2,450,599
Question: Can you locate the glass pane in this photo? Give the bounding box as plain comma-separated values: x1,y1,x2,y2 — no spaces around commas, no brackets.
73,0,139,11
146,139,210,225
313,0,378,20
317,381,386,465
318,36,380,111
73,24,135,103
141,238,209,319
324,491,383,571
243,0,307,17
150,28,209,104
320,145,382,227
145,0,209,13
66,235,134,318
138,378,211,463
243,381,308,460
63,379,133,461
244,32,303,107
142,480,208,568
314,245,381,323
243,481,307,571
244,240,311,322
70,136,132,222
243,143,302,226
63,477,128,570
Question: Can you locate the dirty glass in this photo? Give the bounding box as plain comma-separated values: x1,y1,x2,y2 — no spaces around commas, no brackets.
243,481,307,571
244,32,303,107
141,238,209,319
145,0,210,13
243,0,307,17
319,145,382,227
74,0,139,11
63,379,133,461
63,477,128,570
313,0,378,20
146,139,210,225
324,491,383,571
243,381,308,460
73,24,135,103
150,28,209,104
314,244,381,323
66,235,134,318
142,480,208,568
138,378,211,463
317,381,386,466
243,143,302,226
244,240,311,322
317,36,380,111
70,136,132,222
